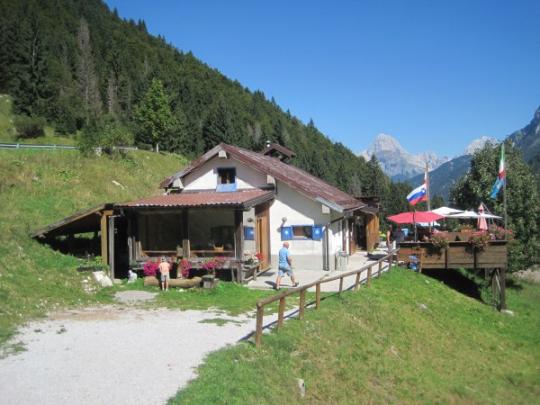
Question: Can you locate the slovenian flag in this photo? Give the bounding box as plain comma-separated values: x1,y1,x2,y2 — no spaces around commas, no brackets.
406,174,428,205
490,144,505,199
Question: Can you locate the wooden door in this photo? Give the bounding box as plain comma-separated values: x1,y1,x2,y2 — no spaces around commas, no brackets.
349,219,357,254
255,203,270,269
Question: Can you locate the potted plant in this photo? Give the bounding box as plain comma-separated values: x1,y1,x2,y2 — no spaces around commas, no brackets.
201,258,221,288
468,231,490,250
430,233,449,251
488,225,514,241
179,259,191,278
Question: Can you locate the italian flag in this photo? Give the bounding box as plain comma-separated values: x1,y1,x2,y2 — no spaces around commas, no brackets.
490,144,505,199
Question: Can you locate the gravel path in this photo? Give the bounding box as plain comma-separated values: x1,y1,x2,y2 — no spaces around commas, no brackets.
0,306,266,405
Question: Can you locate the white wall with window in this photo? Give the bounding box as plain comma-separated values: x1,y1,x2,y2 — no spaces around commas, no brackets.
268,181,342,271
182,157,267,191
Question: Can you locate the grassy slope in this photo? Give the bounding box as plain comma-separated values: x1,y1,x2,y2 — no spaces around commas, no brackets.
0,148,186,343
173,269,540,404
0,145,286,347
0,94,75,145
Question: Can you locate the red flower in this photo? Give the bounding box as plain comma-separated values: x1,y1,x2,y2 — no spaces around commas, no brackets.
255,252,264,261
143,260,159,277
180,259,191,278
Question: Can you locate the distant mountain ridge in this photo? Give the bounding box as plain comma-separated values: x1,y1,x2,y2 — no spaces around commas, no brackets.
360,133,448,181
508,107,540,162
408,106,540,201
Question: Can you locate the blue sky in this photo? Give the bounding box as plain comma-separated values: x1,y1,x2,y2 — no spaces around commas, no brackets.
105,0,539,157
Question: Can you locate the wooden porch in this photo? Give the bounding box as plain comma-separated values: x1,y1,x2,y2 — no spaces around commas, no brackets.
398,240,508,309
123,197,273,283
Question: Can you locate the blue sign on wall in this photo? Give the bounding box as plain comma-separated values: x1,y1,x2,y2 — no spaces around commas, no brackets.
312,225,323,240
280,226,293,240
244,226,255,240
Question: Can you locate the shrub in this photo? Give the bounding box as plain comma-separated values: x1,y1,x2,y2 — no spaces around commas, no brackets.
78,116,134,157
14,115,46,139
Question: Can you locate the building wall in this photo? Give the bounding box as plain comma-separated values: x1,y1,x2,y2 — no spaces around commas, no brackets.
183,156,268,191
242,207,256,256
268,181,345,271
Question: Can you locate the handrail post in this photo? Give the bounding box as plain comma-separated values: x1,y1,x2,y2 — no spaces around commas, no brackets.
255,304,264,347
339,276,343,294
367,265,372,287
354,271,361,291
277,297,286,329
378,261,382,277
316,282,321,309
299,289,306,320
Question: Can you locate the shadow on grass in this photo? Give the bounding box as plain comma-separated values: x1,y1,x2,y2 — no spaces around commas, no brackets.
422,268,482,301
506,277,524,291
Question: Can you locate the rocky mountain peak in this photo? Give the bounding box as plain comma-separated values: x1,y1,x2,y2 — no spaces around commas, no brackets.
360,133,448,180
464,136,498,155
368,133,406,154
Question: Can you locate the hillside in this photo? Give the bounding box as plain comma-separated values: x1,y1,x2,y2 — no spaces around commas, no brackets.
0,148,186,344
0,0,384,197
408,154,471,201
509,106,540,187
173,268,540,403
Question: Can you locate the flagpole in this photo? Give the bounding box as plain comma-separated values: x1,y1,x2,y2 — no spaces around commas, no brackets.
426,162,431,233
503,157,507,237
413,208,417,242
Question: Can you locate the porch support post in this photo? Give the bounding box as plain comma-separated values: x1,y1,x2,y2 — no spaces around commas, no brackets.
100,210,113,264
108,215,115,279
182,209,189,258
500,267,507,310
127,212,134,263
234,209,244,282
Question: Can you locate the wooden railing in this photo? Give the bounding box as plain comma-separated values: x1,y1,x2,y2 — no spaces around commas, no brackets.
254,250,397,347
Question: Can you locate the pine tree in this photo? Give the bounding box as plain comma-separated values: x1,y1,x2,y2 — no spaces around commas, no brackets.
451,143,540,271
77,18,102,122
133,78,176,151
202,96,235,150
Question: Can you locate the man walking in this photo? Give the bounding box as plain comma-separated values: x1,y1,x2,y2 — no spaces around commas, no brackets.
275,242,299,290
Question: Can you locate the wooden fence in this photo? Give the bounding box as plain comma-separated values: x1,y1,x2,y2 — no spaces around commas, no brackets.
0,142,138,151
254,250,397,347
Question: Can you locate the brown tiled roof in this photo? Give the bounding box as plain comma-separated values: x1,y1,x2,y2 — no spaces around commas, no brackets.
119,189,274,209
161,144,365,212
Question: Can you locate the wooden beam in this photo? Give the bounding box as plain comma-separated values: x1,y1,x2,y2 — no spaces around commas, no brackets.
277,297,285,328
354,271,361,291
255,305,264,347
500,267,506,310
100,210,113,264
299,290,306,320
108,215,115,279
234,209,243,261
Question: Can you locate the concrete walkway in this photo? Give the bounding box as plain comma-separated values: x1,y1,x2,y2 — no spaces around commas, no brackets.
0,307,281,405
247,251,391,292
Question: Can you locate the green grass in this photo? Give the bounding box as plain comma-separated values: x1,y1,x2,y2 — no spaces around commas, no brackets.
97,279,276,316
0,94,76,145
171,268,540,404
0,148,187,345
